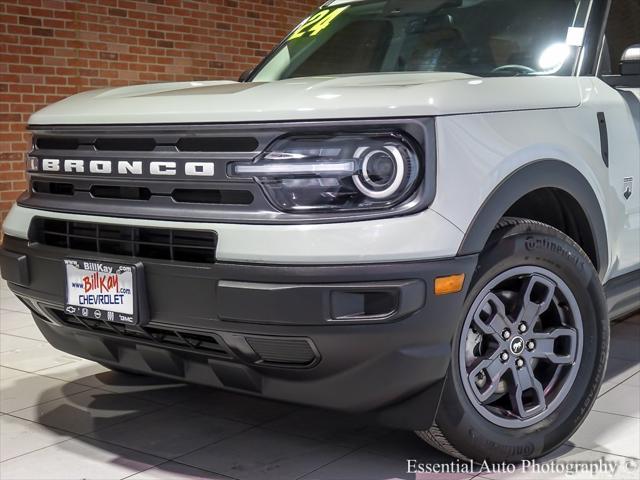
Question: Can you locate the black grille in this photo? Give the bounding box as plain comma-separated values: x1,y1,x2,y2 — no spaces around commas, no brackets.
30,218,217,263
171,188,253,205
32,181,74,196
32,180,254,206
34,134,258,152
90,185,152,200
95,137,156,151
24,120,430,224
35,136,79,150
50,308,231,358
246,336,318,367
176,137,259,152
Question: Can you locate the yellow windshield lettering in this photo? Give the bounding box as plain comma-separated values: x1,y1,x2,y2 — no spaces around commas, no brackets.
288,6,349,40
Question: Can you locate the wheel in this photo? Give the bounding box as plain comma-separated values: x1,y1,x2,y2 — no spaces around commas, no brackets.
416,217,609,462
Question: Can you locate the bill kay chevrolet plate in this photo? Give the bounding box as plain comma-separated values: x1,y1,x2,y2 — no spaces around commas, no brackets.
64,259,137,324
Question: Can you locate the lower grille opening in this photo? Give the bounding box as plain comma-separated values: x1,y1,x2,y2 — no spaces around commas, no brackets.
91,185,152,201
172,189,254,205
30,218,217,264
50,308,231,358
32,181,75,196
246,336,318,367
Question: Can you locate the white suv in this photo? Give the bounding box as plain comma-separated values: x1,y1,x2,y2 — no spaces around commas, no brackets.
1,0,639,463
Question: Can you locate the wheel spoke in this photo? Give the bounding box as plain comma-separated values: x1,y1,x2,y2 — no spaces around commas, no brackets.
515,274,556,327
530,328,578,365
472,293,511,339
510,362,546,419
468,352,509,403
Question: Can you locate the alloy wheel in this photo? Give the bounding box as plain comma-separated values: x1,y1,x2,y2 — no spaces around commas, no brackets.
459,267,583,428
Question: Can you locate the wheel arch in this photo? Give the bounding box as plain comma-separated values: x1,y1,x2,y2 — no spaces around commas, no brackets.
457,159,609,279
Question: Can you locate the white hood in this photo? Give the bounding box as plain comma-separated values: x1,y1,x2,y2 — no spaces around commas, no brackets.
28,73,582,125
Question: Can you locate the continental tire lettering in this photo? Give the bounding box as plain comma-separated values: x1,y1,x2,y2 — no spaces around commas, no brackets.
524,236,585,273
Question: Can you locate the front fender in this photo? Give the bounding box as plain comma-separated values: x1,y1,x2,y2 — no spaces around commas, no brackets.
457,159,608,279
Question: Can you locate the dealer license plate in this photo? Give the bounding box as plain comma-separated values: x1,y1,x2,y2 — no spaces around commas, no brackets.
64,259,137,324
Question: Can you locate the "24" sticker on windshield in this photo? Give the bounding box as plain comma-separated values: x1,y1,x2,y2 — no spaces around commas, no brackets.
289,6,350,40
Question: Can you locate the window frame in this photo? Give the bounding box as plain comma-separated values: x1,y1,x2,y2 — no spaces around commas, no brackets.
593,0,640,87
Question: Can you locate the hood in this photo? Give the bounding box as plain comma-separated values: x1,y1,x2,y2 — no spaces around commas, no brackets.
28,73,582,125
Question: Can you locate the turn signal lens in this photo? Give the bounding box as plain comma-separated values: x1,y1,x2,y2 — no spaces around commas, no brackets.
434,274,465,296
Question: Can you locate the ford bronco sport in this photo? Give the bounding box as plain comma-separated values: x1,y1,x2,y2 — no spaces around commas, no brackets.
1,0,639,463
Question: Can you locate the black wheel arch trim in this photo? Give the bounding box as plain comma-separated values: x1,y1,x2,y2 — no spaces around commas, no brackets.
457,159,609,279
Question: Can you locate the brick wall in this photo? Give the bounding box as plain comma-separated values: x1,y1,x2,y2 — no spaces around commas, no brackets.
0,0,320,222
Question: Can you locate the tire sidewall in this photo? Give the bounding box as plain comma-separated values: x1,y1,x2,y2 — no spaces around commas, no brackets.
435,222,609,462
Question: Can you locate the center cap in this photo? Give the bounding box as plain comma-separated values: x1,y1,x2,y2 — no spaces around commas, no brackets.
510,336,525,356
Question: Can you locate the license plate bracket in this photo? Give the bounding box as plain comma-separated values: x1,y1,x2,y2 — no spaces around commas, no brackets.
64,258,148,325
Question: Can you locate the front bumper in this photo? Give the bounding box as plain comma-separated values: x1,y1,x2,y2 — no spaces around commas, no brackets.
0,236,477,429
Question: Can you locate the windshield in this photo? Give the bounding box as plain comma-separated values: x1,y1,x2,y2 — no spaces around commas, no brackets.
252,0,591,81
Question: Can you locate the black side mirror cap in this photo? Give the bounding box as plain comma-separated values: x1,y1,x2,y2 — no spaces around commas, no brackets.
620,44,640,76
238,69,253,82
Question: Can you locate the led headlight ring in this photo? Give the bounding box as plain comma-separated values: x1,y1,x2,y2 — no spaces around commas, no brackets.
353,145,406,200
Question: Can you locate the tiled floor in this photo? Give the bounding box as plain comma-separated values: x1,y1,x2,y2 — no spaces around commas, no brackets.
1,280,639,480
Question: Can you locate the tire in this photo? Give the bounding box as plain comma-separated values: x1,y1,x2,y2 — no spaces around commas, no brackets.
416,217,609,462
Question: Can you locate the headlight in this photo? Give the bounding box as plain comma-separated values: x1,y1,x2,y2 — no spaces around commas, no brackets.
25,154,38,172
229,133,422,213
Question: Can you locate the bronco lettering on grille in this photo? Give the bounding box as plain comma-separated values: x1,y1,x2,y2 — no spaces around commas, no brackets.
39,158,215,177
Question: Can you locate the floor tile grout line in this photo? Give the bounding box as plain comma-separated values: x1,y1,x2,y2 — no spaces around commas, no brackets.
3,411,179,466
6,364,302,432
1,357,83,375
5,386,166,434
117,459,243,480
0,331,49,343
1,362,96,385
562,442,640,461
598,369,640,398
23,368,207,410
77,432,177,463
166,425,265,477
590,408,640,420
140,399,271,426
0,307,32,315
140,459,242,480
0,436,75,465
118,459,176,480
257,422,388,451
0,413,84,464
3,361,294,430
256,420,374,448
293,442,374,480
3,382,95,415
82,408,256,460
24,370,176,401
578,445,640,461
2,411,208,469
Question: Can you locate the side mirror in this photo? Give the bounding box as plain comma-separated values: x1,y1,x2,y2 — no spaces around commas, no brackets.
238,69,253,82
620,44,640,76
